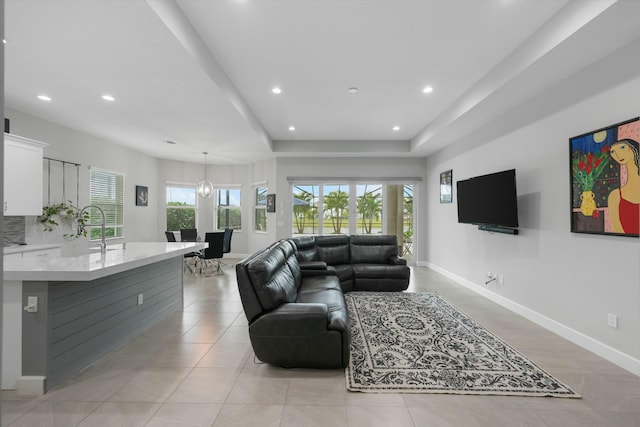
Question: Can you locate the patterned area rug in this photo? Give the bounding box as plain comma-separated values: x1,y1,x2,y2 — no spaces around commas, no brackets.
345,292,580,397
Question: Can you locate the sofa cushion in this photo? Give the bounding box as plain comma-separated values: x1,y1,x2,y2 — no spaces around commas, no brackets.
352,264,410,292
350,234,399,264
315,235,350,265
279,240,303,290
298,275,343,294
331,264,353,289
292,236,317,262
247,243,299,311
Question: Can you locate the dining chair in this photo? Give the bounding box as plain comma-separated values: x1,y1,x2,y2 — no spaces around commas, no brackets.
221,228,234,267
173,230,200,273
180,228,198,242
197,232,225,275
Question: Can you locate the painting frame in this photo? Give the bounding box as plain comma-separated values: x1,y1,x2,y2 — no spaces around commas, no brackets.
569,117,639,237
135,185,148,207
440,170,453,204
266,194,276,213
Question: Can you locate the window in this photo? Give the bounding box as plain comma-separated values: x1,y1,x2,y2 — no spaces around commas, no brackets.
166,183,196,231
217,188,241,230
290,182,415,243
356,184,383,234
323,184,349,234
89,168,124,240
255,186,267,232
292,184,319,235
402,184,414,256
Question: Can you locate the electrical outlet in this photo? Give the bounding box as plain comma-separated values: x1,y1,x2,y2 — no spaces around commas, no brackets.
487,271,493,278
498,275,504,284
137,294,144,306
24,296,38,313
607,313,618,329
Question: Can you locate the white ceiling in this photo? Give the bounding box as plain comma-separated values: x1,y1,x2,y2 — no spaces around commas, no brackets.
5,0,640,165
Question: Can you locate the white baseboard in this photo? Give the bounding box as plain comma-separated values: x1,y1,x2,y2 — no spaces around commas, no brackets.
16,376,46,395
423,262,640,377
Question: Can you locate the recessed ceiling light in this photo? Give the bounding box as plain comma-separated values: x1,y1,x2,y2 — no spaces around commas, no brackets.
37,95,52,101
272,87,282,94
347,87,358,94
288,126,296,131
102,94,115,101
2,39,6,44
393,126,400,131
422,86,434,94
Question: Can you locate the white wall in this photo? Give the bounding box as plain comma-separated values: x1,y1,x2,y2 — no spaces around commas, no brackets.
7,108,159,255
246,158,277,254
156,157,276,256
157,158,253,256
6,108,268,257
6,41,638,376
274,156,426,253
423,72,640,373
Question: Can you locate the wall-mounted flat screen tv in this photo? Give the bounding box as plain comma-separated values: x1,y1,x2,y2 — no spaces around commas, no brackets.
456,169,519,229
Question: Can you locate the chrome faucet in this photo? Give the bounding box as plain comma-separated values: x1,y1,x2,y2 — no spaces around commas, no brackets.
78,205,107,254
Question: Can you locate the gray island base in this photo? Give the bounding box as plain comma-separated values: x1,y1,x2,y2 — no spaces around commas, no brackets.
4,242,205,393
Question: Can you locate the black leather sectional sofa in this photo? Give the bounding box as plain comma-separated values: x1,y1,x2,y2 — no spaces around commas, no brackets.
235,234,409,369
293,234,410,292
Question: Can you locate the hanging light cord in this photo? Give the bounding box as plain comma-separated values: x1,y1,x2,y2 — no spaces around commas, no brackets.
203,152,208,180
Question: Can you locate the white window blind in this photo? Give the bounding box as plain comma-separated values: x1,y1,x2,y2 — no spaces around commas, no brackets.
89,168,125,239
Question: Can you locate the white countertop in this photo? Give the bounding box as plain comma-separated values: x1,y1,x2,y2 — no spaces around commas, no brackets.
4,244,60,255
3,242,206,282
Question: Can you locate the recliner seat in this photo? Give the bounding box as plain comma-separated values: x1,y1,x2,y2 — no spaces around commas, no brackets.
235,234,409,369
236,240,349,368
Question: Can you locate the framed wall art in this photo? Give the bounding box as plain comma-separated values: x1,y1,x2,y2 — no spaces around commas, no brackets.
135,185,148,206
569,117,639,237
440,170,452,203
266,194,276,212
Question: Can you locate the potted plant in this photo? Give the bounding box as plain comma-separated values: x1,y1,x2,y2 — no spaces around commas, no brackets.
39,201,90,239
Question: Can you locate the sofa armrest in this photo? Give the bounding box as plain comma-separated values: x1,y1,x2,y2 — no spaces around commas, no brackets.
250,303,329,336
301,264,337,278
388,255,407,266
299,260,328,270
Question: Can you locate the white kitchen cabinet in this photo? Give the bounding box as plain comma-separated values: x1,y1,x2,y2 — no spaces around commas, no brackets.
4,133,48,216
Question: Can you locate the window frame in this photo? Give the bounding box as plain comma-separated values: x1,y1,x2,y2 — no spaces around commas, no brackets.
215,186,242,231
88,166,125,241
165,182,198,232
254,185,268,233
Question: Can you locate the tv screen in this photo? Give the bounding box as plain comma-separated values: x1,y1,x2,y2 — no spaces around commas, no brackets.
456,169,519,228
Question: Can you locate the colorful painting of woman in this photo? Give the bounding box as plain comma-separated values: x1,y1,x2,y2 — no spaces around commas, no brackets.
607,138,639,235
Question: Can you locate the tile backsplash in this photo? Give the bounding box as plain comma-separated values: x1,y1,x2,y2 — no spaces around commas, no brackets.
4,216,26,246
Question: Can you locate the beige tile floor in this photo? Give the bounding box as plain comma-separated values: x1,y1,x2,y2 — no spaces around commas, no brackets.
2,264,640,426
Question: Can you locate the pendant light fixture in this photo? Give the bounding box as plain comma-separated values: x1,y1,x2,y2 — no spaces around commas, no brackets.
196,151,214,198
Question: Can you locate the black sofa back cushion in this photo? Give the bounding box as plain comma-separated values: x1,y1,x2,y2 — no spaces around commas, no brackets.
247,242,299,311
315,235,350,265
280,240,303,289
350,234,399,264
292,236,317,262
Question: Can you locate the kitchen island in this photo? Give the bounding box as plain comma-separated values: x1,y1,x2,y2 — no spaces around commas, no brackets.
2,242,206,394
